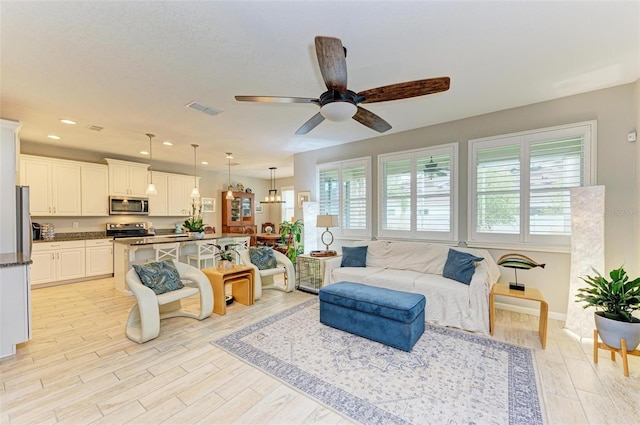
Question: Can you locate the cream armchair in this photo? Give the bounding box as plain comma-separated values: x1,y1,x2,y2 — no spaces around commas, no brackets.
125,260,213,343
238,248,295,300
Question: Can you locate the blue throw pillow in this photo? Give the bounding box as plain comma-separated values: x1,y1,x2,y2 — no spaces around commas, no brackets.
249,247,278,270
133,260,184,295
443,249,484,285
341,246,368,267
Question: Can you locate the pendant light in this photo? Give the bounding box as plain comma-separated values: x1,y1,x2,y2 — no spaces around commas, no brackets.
190,144,200,198
261,167,284,204
145,133,158,195
225,152,234,200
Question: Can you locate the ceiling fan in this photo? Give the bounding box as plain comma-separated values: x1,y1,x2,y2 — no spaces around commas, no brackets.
235,36,450,135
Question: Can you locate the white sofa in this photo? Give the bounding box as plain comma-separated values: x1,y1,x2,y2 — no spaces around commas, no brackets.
323,240,500,334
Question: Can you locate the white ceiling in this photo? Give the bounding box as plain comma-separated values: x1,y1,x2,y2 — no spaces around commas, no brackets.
1,1,638,179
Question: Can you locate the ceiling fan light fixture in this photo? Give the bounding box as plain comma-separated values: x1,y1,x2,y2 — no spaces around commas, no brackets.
320,101,357,122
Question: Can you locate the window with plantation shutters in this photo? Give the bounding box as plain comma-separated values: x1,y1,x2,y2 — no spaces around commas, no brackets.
317,158,371,237
469,121,596,248
379,144,458,241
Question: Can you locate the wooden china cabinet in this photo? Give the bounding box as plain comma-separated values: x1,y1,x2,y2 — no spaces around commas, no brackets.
222,191,257,235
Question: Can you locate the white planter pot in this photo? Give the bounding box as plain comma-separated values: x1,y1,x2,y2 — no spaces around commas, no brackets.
594,312,640,350
218,260,234,269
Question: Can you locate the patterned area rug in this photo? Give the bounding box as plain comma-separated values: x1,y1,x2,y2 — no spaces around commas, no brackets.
214,299,544,425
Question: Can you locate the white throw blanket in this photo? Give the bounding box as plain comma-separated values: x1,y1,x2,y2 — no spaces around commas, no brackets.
324,241,500,334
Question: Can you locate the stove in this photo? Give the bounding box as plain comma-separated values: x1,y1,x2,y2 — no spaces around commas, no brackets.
106,222,154,239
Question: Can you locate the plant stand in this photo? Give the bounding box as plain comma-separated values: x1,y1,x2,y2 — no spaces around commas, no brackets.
593,329,640,377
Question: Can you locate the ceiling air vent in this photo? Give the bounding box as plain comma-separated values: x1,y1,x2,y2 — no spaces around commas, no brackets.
185,101,223,117
87,124,104,132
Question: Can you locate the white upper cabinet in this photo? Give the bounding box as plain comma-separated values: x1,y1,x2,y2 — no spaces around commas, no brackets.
148,172,169,216
168,174,200,216
81,164,109,216
105,158,149,197
148,172,200,216
20,155,81,216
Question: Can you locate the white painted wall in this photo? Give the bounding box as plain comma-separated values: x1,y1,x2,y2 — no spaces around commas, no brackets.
294,82,639,317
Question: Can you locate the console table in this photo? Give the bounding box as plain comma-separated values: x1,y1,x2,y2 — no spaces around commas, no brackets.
489,283,548,349
202,265,255,315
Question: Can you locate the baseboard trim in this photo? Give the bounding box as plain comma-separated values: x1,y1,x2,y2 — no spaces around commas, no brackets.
495,301,566,321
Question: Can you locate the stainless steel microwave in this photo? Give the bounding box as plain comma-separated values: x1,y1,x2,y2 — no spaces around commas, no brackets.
109,196,149,215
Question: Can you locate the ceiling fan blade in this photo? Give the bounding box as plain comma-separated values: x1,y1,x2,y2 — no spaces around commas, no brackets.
358,77,450,103
235,95,319,104
352,107,392,133
295,112,325,135
315,36,348,92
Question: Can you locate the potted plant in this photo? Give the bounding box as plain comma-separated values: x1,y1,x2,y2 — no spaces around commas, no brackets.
576,266,640,350
280,219,304,264
183,200,205,238
213,243,239,269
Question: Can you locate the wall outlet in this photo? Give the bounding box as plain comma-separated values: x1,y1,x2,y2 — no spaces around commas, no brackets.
628,131,637,143
72,222,79,228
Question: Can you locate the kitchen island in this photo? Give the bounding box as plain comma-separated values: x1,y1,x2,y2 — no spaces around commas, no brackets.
113,233,250,294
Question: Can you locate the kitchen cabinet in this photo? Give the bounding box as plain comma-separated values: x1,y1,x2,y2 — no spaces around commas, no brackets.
222,191,256,234
0,264,30,358
148,172,169,216
168,174,200,216
31,240,85,286
81,164,109,216
105,158,149,197
148,172,200,217
85,239,113,277
20,155,82,216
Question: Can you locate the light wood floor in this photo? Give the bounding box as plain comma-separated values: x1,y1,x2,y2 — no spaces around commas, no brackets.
1,277,639,425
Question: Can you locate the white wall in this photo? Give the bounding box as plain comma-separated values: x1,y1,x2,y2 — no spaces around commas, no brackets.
293,82,639,317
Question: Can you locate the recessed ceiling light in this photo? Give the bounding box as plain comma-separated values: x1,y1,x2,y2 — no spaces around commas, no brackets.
163,141,173,146
59,119,76,125
140,150,149,155
201,161,208,165
47,134,61,140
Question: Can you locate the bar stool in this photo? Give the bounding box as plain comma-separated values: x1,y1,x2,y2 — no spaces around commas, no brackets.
153,242,181,262
187,240,217,269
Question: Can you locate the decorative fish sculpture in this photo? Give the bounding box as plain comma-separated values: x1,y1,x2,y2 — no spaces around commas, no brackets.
497,253,546,270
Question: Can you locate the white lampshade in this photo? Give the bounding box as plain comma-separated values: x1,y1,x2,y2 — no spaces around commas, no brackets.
320,102,357,122
317,214,338,228
146,183,158,195
226,188,234,200
190,187,200,198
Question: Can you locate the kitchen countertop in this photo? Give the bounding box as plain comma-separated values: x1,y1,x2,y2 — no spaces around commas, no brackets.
112,233,246,246
0,252,32,268
34,231,109,243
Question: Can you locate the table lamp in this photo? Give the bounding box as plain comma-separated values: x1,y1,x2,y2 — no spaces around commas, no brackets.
497,253,545,291
313,214,338,257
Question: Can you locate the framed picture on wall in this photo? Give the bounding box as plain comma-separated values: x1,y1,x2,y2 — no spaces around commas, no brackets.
201,198,215,213
255,204,263,214
297,191,311,208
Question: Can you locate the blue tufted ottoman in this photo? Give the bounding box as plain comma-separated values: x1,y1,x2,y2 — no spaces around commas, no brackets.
319,281,426,351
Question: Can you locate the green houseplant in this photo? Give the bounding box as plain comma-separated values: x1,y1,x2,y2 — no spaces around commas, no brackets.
280,219,304,264
213,243,239,269
182,200,205,235
575,266,640,350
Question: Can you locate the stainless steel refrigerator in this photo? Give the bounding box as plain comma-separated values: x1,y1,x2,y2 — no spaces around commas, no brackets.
16,186,31,258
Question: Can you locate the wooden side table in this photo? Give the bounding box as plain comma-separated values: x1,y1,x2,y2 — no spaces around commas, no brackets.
593,329,640,377
489,283,549,349
202,265,255,315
